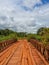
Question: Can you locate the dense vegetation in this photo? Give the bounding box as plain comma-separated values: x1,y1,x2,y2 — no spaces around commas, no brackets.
0,29,17,41
0,29,27,41
27,27,49,46
37,27,49,45
0,27,49,46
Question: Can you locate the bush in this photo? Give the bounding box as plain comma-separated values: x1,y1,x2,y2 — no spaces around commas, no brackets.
27,33,42,42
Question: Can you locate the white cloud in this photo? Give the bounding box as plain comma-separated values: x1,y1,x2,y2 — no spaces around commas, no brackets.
21,0,41,7
0,0,49,33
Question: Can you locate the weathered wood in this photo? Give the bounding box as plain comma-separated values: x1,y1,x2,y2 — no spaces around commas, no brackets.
0,39,17,52
30,39,49,62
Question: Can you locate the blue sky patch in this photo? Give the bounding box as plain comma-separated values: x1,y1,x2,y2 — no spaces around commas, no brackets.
41,0,49,4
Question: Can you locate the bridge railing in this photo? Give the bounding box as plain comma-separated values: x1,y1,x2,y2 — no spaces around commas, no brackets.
30,39,49,62
0,39,17,52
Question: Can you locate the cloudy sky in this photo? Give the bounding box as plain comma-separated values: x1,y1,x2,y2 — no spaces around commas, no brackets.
0,0,49,33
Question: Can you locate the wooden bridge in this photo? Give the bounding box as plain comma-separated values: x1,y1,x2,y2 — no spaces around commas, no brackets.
0,40,49,65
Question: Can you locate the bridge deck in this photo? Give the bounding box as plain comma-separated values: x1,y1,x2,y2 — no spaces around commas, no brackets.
0,40,49,65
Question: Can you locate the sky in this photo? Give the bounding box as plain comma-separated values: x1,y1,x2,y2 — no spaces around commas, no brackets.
0,0,49,33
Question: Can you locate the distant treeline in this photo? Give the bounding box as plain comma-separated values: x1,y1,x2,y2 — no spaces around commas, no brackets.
0,29,17,41
0,27,49,46
0,29,15,36
0,29,27,41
